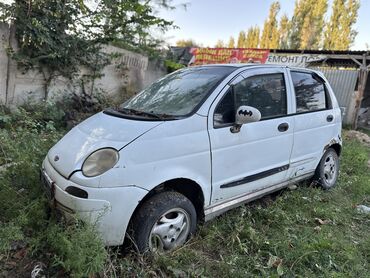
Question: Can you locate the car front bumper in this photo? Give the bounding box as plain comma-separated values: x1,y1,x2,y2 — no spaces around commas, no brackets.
41,157,148,246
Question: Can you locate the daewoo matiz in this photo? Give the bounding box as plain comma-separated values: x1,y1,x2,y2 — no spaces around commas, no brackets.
41,64,342,252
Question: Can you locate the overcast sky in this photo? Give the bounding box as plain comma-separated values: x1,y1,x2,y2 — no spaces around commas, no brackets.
159,0,370,50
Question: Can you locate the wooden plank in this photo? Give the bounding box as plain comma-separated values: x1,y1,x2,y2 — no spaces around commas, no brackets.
352,54,369,129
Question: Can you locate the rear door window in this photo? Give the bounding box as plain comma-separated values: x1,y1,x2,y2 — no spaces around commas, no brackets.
291,71,330,113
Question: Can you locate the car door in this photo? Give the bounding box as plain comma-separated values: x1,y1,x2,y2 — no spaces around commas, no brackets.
287,69,339,176
208,67,294,205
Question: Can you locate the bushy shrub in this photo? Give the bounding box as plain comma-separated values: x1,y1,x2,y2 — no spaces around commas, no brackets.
46,222,108,277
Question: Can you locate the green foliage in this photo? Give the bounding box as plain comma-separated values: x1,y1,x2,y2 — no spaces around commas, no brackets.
46,222,107,277
227,36,235,48
223,0,359,50
0,0,108,82
260,1,280,49
324,0,360,50
0,102,108,277
237,31,246,48
0,0,175,87
300,0,328,49
164,59,185,73
278,14,290,49
245,26,260,48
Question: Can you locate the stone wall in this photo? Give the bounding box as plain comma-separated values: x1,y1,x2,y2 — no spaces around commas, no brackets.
0,23,167,106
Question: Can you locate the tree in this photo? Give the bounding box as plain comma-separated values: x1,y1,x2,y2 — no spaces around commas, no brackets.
0,0,175,95
278,14,290,49
260,1,280,48
245,26,260,48
324,0,360,50
176,39,198,47
228,36,235,48
300,0,328,49
215,39,225,48
245,27,254,47
237,31,246,48
289,0,311,49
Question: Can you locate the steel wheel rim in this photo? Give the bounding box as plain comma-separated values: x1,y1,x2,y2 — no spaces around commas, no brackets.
323,153,337,186
149,208,191,252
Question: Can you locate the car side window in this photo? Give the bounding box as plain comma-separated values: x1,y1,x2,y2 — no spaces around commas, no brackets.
291,71,330,113
214,73,287,127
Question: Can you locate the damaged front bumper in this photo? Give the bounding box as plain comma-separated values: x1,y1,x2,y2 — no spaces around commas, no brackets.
40,157,148,246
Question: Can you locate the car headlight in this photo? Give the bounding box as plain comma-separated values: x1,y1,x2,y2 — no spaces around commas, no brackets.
82,148,119,177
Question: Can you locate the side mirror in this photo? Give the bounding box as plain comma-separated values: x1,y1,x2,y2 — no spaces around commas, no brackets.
230,106,261,133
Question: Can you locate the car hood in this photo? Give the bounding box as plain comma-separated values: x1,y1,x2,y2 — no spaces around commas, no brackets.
47,112,162,178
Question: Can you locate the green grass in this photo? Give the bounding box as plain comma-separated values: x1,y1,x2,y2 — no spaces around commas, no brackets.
0,106,369,277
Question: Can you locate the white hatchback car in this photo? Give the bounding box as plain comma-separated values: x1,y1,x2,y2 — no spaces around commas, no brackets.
42,64,342,252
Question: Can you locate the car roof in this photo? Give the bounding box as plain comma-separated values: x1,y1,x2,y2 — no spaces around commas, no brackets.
193,63,286,68
192,63,321,73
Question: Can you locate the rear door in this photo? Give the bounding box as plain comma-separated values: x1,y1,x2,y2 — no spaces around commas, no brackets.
287,69,338,176
208,67,295,205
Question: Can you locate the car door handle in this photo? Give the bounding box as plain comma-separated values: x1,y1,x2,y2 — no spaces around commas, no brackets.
327,115,334,122
278,122,289,132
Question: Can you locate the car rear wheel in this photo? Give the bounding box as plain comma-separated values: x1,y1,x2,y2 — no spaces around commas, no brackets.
313,148,339,189
130,191,197,253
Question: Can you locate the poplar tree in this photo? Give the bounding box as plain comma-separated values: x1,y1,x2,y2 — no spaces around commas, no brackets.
278,14,290,49
252,26,260,48
245,26,260,48
289,0,311,49
260,1,280,48
300,0,328,49
237,31,246,48
228,36,235,48
245,27,254,47
324,0,360,50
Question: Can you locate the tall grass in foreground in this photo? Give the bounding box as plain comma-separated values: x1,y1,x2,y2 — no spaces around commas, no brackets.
0,105,369,277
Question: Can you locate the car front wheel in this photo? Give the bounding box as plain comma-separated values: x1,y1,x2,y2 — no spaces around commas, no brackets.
130,191,197,253
313,148,340,189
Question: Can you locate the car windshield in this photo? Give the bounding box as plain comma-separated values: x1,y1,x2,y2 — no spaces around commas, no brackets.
120,66,235,117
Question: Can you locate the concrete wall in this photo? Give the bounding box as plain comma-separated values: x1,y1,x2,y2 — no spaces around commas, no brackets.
0,23,167,106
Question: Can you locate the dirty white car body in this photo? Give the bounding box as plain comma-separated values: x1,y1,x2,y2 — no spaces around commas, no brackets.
42,64,342,250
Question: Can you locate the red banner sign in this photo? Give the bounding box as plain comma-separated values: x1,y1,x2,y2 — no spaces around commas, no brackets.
189,48,270,65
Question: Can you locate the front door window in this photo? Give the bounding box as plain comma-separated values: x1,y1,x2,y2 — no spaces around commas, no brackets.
214,73,287,127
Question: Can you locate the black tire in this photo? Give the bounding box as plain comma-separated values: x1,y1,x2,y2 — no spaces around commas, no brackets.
130,191,197,253
312,148,340,190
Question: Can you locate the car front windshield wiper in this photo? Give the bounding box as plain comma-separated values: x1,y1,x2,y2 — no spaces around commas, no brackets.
117,108,161,120
117,108,178,120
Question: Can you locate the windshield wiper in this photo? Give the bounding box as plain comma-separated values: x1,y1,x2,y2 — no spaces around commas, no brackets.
117,108,165,120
